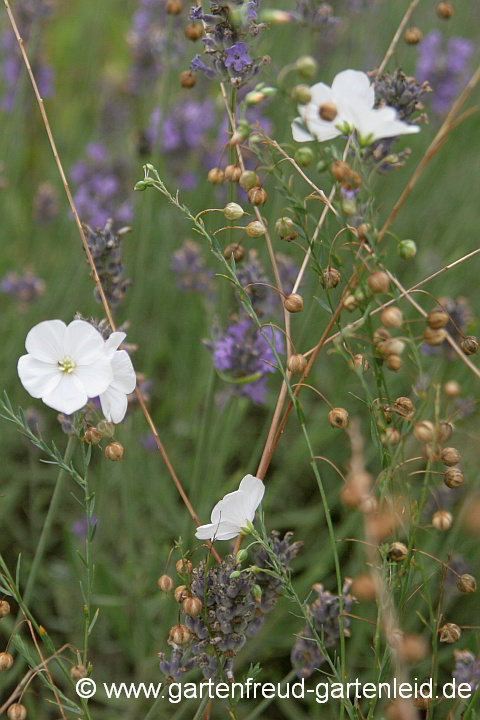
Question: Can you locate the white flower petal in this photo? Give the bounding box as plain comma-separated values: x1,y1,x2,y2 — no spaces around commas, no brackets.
291,118,314,142
41,373,88,415
105,332,127,354
309,82,334,107
110,351,136,393
17,355,62,398
195,519,243,541
239,475,265,517
332,69,375,108
74,356,113,397
64,320,106,365
99,386,129,424
25,320,66,363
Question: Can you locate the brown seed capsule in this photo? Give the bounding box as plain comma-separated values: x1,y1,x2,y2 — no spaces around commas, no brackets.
438,420,453,442
381,307,404,329
368,271,389,294
321,266,341,289
359,495,378,515
224,243,245,262
343,294,357,312
176,559,193,575
224,165,242,183
330,161,351,183
157,574,174,593
7,705,27,720
207,167,224,184
432,510,453,531
373,327,391,346
104,441,124,461
319,101,338,121
183,596,203,617
179,70,196,88
424,326,447,346
397,633,428,663
239,171,259,192
441,447,460,467
0,600,10,618
404,27,423,45
387,354,403,371
444,380,461,399
71,664,87,680
381,339,406,357
388,541,408,562
167,0,183,13
344,170,361,190
246,221,266,238
461,335,478,355
287,353,308,375
185,23,203,40
0,652,14,671
456,573,476,594
284,293,304,313
395,397,414,415
439,623,461,644
357,223,370,240
84,427,101,444
444,467,464,489
247,187,268,206
422,442,442,462
414,420,435,443
381,427,401,446
169,624,191,646
350,354,369,373
436,1,455,19
427,308,449,329
328,407,349,429
351,573,377,601
387,628,405,649
174,585,190,603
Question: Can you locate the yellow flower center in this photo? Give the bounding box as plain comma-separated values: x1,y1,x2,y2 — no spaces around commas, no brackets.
58,358,76,374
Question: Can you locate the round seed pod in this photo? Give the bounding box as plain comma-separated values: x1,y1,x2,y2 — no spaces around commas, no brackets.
436,1,455,19
321,266,341,289
246,221,266,238
387,354,403,371
381,307,404,329
284,293,304,313
427,308,449,329
294,147,314,167
169,624,191,646
291,84,312,104
368,271,389,294
397,239,417,259
343,294,357,311
397,633,428,663
395,397,414,415
247,187,268,206
441,447,460,467
438,421,453,442
444,380,461,399
275,217,295,238
207,167,224,184
176,559,192,575
71,664,87,680
422,442,442,462
350,354,369,373
380,339,406,357
185,22,203,40
381,427,401,446
373,327,391,346
223,202,244,220
424,326,447,346
404,27,423,44
432,510,453,531
287,354,308,375
357,223,370,240
330,161,351,183
0,652,14,671
359,495,378,515
328,407,349,429
157,574,173,593
456,573,476,594
295,55,318,78
387,628,405,649
388,542,408,562
414,420,435,443
224,165,242,182
444,467,464,489
239,171,260,192
319,101,337,121
224,243,245,262
183,596,203,617
351,573,377,601
461,336,478,355
179,70,196,88
84,427,101,444
96,419,115,437
0,600,11,618
439,623,461,644
174,585,190,603
167,0,183,13
7,705,27,720
104,442,124,461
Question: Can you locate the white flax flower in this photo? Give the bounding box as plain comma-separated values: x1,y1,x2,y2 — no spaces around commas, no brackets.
99,332,137,424
17,319,113,415
195,475,265,541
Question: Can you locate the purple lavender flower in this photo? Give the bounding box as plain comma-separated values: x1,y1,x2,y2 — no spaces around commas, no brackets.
225,43,252,72
72,516,98,540
453,651,480,692
83,219,132,308
0,269,46,308
171,239,215,294
289,0,340,28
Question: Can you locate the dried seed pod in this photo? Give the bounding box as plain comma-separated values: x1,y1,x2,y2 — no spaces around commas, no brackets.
404,27,423,44
328,407,349,429
321,266,341,289
424,326,447,346
387,354,403,371
246,221,266,238
438,421,453,442
461,336,478,355
223,202,244,220
179,70,196,88
167,0,183,13
71,664,87,680
359,495,378,515
414,420,435,443
380,339,406,357
343,294,357,311
224,244,245,262
287,353,308,375
96,419,115,437
319,101,337,121
427,308,449,329
381,428,401,446
432,510,453,531
436,1,455,19
284,293,304,313
174,585,190,603
0,600,10,618
373,327,391,346
104,442,124,461
0,652,14,671
444,467,464,489
275,217,295,238
247,187,268,206
84,427,101,444
7,705,27,720
441,447,460,467
330,161,351,183
351,573,377,601
239,171,259,192
422,442,442,462
176,559,193,575
456,574,476,594
185,22,203,40
439,623,461,644
368,271,389,294
169,624,191,646
207,167,224,184
357,223,370,240
395,397,414,415
444,380,461,399
388,542,408,562
224,165,242,182
381,307,404,328
350,354,369,373
157,574,173,593
183,596,203,617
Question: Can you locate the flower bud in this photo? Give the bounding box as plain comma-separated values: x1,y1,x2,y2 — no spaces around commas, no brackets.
223,202,244,220
0,652,14,671
424,326,447,346
321,266,341,289
368,271,389,294
284,293,304,313
167,0,183,13
439,623,461,644
381,307,403,329
247,187,268,206
225,165,242,183
319,101,337,121
245,90,265,106
229,570,242,578
350,354,369,373
71,664,87,680
373,327,390,346
291,84,312,105
444,380,461,399
183,596,203,617
395,397,414,415
444,467,464,488
239,171,258,191
157,574,173,593
328,407,349,429
174,585,190,603
432,510,453,531
207,167,224,184
224,243,245,262
438,421,453,442
381,428,401,446
397,239,417,260
456,574,476,594
84,427,101,444
97,419,115,437
422,442,442,462
461,336,478,355
135,180,147,191
287,353,308,375
388,541,408,562
169,624,191,646
295,55,318,78
0,600,10,618
441,447,460,467
246,221,266,238
185,22,204,40
330,160,351,183
251,584,262,602
7,705,27,720
414,420,435,443
436,1,455,19
236,549,248,563
427,308,449,329
179,70,196,88
404,27,423,45
294,147,314,167
176,559,193,575
104,441,124,461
